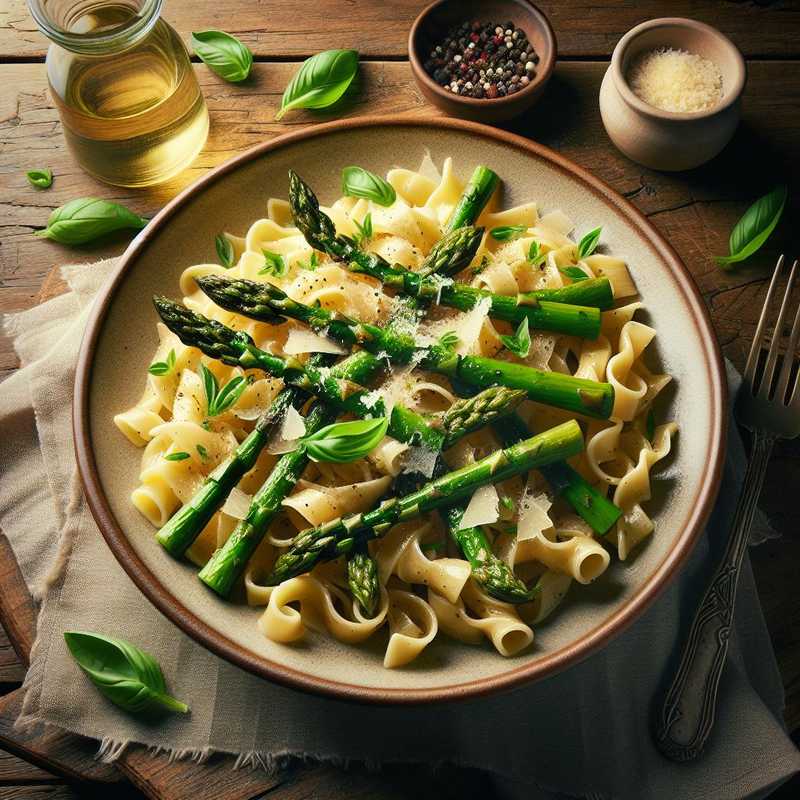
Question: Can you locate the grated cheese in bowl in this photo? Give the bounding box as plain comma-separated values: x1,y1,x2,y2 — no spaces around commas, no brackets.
627,47,723,113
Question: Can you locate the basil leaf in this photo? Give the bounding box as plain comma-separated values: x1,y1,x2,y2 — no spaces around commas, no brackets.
164,451,190,461
352,212,373,246
259,249,288,276
500,495,515,511
646,409,656,442
341,167,396,207
528,240,546,267
490,225,526,241
303,417,389,463
200,364,219,413
438,331,460,350
36,198,148,245
148,349,176,376
26,169,53,189
64,631,188,716
276,49,359,120
210,375,249,416
577,227,602,259
196,443,209,461
499,317,531,358
716,185,787,267
215,233,234,268
191,30,253,83
560,266,590,282
300,252,319,270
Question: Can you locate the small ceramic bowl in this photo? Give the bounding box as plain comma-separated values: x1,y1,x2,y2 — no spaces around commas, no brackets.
599,18,746,171
408,0,556,124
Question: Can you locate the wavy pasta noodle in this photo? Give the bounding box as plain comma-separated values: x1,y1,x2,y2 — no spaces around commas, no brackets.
117,156,677,668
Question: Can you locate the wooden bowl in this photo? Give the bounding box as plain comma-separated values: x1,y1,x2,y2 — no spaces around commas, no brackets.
408,0,557,123
75,117,726,704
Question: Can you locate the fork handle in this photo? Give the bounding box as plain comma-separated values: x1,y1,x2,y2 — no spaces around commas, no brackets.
655,430,774,761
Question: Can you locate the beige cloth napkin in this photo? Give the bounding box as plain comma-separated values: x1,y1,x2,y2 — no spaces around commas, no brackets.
1,258,798,799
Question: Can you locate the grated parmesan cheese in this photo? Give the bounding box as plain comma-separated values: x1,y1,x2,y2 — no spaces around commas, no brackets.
627,48,723,113
459,484,500,529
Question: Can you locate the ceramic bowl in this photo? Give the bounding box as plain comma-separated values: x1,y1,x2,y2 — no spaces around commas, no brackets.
74,117,726,704
408,0,556,123
599,18,746,171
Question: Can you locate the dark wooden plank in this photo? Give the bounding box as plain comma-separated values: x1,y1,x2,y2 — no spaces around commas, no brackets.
0,628,25,687
0,788,78,799
2,0,799,59
0,537,36,667
0,748,56,783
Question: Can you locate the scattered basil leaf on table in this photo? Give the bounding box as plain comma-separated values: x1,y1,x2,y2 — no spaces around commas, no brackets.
438,331,460,350
36,198,148,245
577,226,602,259
191,30,253,83
215,233,235,267
26,169,53,189
64,631,188,716
715,185,787,267
164,452,190,462
490,225,526,241
352,212,373,245
259,249,288,276
148,348,176,376
196,443,209,461
499,317,531,358
302,417,389,463
276,49,359,120
201,364,250,417
341,167,396,207
560,266,590,282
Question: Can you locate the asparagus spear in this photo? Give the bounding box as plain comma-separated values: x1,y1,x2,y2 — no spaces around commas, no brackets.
289,170,614,324
417,226,484,279
444,165,500,232
266,419,584,584
492,413,622,535
198,385,526,597
346,543,380,618
174,288,613,419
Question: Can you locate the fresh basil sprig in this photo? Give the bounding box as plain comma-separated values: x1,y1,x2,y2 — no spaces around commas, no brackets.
352,213,373,245
259,249,288,277
577,226,601,259
164,451,190,462
27,169,53,189
715,185,787,267
499,317,531,358
560,266,590,282
191,30,253,83
302,417,389,463
201,364,250,417
36,198,148,245
276,49,359,120
215,233,235,268
64,631,187,717
528,240,546,267
490,225,526,241
438,331,460,350
342,167,396,207
148,348,176,376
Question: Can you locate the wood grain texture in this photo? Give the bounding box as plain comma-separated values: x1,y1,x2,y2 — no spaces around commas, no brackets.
2,0,800,59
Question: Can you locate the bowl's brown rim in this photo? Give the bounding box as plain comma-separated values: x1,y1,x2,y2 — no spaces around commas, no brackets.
74,115,727,706
407,0,557,108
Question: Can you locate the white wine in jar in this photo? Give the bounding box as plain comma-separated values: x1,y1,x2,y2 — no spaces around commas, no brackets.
29,0,208,187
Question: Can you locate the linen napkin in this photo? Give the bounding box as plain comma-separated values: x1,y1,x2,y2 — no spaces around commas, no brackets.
1,257,798,800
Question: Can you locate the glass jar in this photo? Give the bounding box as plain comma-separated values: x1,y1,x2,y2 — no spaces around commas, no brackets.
28,0,209,187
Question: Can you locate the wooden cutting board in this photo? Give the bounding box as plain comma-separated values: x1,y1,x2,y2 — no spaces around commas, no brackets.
0,266,281,800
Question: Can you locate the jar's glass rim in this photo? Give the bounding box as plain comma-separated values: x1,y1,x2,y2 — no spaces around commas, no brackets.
27,0,163,54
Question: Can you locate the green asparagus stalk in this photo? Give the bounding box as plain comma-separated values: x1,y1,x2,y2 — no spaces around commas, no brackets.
445,165,500,232
186,284,614,419
492,413,622,535
266,420,584,583
198,385,526,597
289,171,613,327
416,225,484,279
346,543,380,618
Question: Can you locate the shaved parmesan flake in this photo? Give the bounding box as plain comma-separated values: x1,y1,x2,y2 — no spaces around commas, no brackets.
402,445,439,479
222,487,253,520
459,484,500,529
518,491,554,541
280,405,306,441
417,150,442,183
454,297,492,355
284,328,347,356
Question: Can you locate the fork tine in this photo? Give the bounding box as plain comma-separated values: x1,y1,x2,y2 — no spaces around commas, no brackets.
760,258,797,398
744,255,784,391
775,260,800,404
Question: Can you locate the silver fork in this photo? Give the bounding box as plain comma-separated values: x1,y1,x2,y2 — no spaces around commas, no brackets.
655,254,800,762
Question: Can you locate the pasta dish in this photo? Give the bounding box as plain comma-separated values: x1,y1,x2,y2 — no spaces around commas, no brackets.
115,157,677,668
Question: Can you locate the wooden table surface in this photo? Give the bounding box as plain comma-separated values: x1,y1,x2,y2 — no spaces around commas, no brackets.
1,1,799,797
